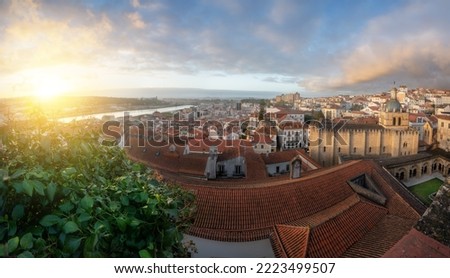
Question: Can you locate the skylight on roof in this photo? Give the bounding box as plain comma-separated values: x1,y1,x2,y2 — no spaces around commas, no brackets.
348,173,387,205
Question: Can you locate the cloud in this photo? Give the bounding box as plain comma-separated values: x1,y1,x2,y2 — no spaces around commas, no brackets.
2,0,450,97
0,0,112,74
127,12,146,29
261,75,298,84
326,0,450,91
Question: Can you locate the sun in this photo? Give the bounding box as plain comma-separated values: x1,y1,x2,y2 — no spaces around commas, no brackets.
33,76,70,100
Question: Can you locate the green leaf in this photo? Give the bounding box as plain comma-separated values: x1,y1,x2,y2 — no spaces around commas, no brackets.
7,237,19,254
65,237,82,253
139,249,152,258
0,244,5,257
116,217,127,233
10,169,26,180
13,181,23,194
80,195,94,211
132,163,142,172
59,202,74,213
77,213,92,223
39,215,61,227
19,233,33,250
32,180,45,196
109,201,121,212
80,142,91,153
8,221,17,236
11,204,24,221
46,182,57,202
63,221,79,234
129,218,142,228
120,195,129,206
17,251,34,258
62,167,77,177
22,180,34,197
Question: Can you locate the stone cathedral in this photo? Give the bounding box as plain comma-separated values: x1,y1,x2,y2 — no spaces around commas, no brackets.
310,88,419,167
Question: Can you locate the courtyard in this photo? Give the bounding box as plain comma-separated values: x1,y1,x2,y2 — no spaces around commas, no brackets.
408,178,443,206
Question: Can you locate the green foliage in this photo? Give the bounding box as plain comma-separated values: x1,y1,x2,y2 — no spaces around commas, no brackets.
0,118,195,258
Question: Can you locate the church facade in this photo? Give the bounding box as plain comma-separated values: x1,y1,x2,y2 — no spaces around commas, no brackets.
310,88,419,167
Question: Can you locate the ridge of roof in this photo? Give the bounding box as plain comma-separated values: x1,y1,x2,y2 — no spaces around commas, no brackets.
270,225,310,258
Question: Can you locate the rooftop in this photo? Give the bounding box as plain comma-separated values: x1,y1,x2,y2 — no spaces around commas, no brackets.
183,160,422,257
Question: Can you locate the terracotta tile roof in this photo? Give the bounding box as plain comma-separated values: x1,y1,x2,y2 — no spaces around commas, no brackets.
127,143,423,257
368,166,425,216
428,115,438,123
242,149,268,180
187,138,225,153
252,133,273,144
270,225,310,258
279,121,303,129
436,114,450,121
382,229,450,258
288,194,360,227
343,215,417,257
126,137,208,177
255,126,278,136
307,201,387,257
186,161,370,241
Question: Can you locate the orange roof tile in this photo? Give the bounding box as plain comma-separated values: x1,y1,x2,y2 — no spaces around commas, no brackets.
383,229,450,258
307,201,387,257
270,225,310,258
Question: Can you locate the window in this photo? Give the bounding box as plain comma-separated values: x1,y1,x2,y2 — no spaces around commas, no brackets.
353,147,357,153
323,146,326,152
338,147,341,153
235,165,241,175
383,146,386,152
286,164,290,172
260,145,264,149
369,147,372,153
276,166,280,173
393,118,396,126
398,117,401,126
218,164,225,174
448,123,450,129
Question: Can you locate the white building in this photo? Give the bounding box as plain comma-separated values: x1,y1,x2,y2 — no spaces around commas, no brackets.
277,121,307,150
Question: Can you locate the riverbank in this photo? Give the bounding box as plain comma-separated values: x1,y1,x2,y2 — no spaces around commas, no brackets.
59,104,194,123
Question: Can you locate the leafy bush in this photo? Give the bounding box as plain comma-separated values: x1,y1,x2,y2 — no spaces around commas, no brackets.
0,119,195,258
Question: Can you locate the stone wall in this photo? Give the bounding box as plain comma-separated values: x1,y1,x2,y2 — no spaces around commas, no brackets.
415,181,450,247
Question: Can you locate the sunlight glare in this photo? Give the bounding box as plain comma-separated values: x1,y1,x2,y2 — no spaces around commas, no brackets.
33,76,70,100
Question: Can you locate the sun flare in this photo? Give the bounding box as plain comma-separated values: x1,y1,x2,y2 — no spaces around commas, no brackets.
33,76,70,100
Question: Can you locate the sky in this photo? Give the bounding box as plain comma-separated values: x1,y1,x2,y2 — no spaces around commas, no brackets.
1,0,450,98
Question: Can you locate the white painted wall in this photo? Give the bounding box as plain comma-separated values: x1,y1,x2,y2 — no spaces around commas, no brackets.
184,235,275,258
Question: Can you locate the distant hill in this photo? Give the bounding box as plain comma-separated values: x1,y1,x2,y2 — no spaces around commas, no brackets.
69,87,277,100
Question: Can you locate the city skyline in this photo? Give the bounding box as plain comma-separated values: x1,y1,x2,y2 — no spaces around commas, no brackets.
1,0,450,99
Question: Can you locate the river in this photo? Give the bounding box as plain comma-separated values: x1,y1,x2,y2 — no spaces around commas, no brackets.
59,105,194,123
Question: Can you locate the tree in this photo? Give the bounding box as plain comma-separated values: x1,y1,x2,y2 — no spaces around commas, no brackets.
0,118,195,258
258,100,266,121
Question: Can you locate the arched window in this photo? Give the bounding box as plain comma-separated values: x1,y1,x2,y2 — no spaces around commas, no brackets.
393,118,396,126
398,117,402,126
369,147,372,153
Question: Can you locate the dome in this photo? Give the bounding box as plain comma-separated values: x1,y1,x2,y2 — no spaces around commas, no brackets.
385,99,401,112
